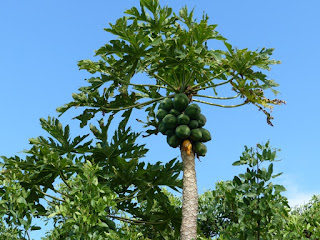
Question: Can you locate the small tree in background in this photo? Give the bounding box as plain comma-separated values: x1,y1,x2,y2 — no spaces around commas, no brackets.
198,142,290,239
284,195,320,239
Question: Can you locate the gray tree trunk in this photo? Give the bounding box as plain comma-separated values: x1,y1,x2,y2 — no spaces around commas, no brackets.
180,147,198,240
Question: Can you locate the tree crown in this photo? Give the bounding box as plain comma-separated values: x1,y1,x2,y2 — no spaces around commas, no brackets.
57,0,285,131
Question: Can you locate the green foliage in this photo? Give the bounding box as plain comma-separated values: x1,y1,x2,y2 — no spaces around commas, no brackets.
283,195,320,239
0,220,25,240
42,161,118,239
198,142,290,240
57,0,284,131
0,175,36,240
0,111,183,239
2,120,320,239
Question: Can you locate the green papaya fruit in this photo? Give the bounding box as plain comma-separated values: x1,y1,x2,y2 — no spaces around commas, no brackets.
173,93,189,112
194,142,207,156
175,125,191,139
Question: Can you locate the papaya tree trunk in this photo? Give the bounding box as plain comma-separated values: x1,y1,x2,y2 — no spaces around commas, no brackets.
180,146,198,240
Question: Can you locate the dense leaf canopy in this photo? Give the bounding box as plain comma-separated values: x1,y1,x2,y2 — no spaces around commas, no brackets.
57,0,284,131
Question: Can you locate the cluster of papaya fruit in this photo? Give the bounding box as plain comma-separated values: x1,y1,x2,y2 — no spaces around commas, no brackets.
156,93,211,157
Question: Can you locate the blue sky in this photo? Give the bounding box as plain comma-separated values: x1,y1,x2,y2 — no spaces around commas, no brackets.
1,0,320,238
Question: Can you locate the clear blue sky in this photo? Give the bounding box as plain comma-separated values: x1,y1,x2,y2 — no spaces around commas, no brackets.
1,0,320,238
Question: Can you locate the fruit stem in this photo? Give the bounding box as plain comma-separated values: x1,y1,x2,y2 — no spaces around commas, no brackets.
195,77,235,91
145,69,178,92
184,71,195,90
191,71,227,89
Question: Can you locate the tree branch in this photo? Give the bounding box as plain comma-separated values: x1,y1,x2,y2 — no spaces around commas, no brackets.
193,99,248,108
106,214,167,225
52,188,72,199
101,95,174,111
115,189,140,203
59,170,72,190
115,187,153,203
36,187,65,202
26,230,31,240
194,93,240,100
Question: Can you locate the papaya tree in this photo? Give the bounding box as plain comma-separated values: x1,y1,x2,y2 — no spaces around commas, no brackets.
57,0,285,239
